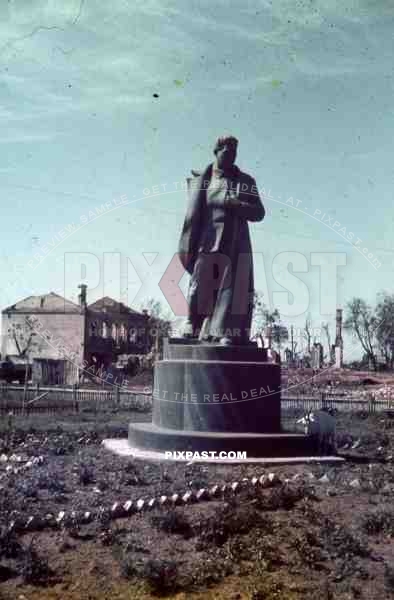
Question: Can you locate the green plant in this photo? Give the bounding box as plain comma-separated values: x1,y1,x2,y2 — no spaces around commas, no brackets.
20,537,53,585
150,509,193,539
361,509,394,536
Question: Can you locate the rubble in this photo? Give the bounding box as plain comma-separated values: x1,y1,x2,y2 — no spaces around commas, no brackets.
349,478,361,488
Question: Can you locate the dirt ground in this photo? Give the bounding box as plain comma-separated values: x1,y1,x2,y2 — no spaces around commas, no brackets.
0,406,394,600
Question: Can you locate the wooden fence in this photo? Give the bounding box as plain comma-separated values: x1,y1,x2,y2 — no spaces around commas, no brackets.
281,394,393,414
0,383,393,415
0,383,151,415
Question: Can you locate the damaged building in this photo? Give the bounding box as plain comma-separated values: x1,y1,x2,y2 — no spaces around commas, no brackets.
1,285,151,385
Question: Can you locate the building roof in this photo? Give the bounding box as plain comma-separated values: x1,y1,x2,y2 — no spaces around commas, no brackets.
87,297,147,317
2,292,81,314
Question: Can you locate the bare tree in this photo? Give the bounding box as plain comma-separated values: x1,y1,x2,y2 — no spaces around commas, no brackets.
303,314,312,354
343,298,379,371
375,292,394,369
322,322,332,364
271,323,289,357
252,292,287,354
289,324,298,362
8,320,36,359
138,298,173,356
7,318,38,412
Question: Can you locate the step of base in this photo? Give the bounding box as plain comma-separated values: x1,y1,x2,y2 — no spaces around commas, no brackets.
103,438,345,465
128,422,324,458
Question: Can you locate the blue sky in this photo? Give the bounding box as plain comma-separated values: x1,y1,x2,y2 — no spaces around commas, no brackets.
1,0,394,357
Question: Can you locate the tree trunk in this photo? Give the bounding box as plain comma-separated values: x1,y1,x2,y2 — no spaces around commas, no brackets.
22,362,29,416
369,352,377,371
384,347,390,369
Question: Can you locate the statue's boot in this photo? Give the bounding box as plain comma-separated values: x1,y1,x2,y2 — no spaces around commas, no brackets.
183,319,203,340
198,317,211,342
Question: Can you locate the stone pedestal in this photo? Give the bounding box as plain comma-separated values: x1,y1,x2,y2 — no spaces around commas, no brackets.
128,338,317,457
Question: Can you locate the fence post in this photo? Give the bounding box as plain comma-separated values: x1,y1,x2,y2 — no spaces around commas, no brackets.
1,382,4,412
367,392,373,414
115,384,120,409
321,391,327,411
72,383,79,413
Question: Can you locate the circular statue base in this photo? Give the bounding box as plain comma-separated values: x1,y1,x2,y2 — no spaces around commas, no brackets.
128,339,319,458
128,423,317,457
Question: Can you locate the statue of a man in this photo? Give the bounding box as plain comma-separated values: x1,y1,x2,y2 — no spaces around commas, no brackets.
178,135,265,345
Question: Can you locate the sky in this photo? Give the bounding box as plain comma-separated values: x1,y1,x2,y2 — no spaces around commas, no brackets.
1,0,394,359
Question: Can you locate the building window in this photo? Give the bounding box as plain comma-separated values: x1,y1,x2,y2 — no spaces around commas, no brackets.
119,323,126,341
112,323,118,342
102,321,109,338
90,321,97,337
129,328,137,343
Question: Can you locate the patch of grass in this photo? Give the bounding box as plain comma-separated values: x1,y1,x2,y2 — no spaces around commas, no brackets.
385,564,394,591
0,527,23,560
197,503,273,549
289,530,327,568
37,471,67,493
247,483,316,512
143,559,178,595
20,538,54,585
320,518,370,559
77,462,95,486
121,555,178,595
15,480,39,499
150,509,194,538
361,508,394,536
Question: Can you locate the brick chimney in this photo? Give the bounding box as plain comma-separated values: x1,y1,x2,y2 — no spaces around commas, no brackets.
78,284,87,312
335,308,343,347
335,308,343,368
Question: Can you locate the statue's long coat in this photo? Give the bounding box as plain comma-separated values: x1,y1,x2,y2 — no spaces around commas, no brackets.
178,163,265,342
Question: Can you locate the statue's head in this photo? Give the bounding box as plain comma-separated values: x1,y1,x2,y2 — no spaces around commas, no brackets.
213,135,238,170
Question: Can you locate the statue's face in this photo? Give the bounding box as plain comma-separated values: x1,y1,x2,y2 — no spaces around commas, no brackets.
215,143,237,169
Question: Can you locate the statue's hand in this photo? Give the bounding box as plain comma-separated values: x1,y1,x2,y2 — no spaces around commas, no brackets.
224,192,240,208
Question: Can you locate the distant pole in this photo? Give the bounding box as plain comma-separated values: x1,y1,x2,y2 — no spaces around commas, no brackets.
335,308,343,368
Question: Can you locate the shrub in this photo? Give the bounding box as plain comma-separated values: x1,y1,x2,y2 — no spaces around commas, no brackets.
0,527,22,560
121,555,178,595
37,472,66,493
320,519,370,559
253,483,315,511
361,509,394,536
150,509,193,539
197,503,273,549
143,558,178,595
20,540,53,585
77,463,95,486
385,564,394,591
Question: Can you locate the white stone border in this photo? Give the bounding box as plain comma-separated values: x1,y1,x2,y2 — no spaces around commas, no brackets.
4,442,344,536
